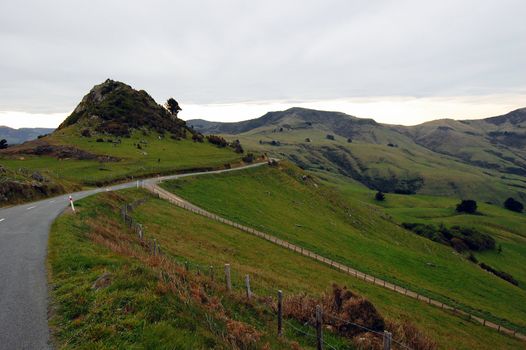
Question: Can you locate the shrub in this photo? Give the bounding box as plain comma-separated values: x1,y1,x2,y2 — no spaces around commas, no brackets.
456,200,477,214
206,135,228,147
449,226,495,251
0,139,8,149
450,237,468,252
504,197,523,213
242,153,255,163
402,223,495,251
375,191,385,201
479,263,518,286
191,133,204,143
230,140,244,154
81,128,91,137
96,138,104,143
347,138,352,143
326,134,335,140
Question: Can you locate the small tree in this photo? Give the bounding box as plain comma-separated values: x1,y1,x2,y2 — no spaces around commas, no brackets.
504,197,523,213
0,139,7,149
375,191,385,201
456,199,477,214
165,98,182,117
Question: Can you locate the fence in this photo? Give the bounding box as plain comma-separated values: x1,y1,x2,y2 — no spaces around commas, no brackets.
140,183,526,342
118,199,408,349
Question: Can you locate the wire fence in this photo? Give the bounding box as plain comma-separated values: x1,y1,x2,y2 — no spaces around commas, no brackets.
118,197,415,350
140,182,526,343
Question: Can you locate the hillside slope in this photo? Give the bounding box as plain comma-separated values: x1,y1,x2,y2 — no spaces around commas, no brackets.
48,188,524,349
188,107,526,203
161,163,526,332
0,80,244,205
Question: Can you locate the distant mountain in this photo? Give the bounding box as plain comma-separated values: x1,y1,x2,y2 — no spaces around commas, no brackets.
189,107,526,202
0,126,54,145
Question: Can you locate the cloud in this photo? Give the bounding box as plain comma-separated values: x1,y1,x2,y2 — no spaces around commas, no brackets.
0,0,525,125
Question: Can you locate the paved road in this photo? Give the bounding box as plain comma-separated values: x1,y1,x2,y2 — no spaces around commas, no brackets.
0,161,266,350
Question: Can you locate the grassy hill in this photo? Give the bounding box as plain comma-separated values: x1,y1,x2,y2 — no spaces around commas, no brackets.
0,80,245,205
188,107,526,204
160,162,526,333
47,188,525,349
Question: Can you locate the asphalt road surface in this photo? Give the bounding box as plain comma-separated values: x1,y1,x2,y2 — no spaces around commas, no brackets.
0,161,266,349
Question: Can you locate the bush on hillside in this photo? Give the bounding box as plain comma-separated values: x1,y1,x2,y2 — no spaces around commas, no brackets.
206,135,228,147
242,153,255,163
326,134,335,140
192,133,204,143
504,197,523,213
402,223,495,252
456,199,477,214
375,191,385,201
479,263,518,286
81,128,91,137
282,284,436,349
230,139,244,154
0,139,8,149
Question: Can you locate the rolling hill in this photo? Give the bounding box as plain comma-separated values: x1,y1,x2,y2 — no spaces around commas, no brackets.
0,80,245,205
0,126,54,145
188,107,526,203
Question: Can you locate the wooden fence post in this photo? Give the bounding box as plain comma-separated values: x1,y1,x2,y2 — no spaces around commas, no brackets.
185,261,189,272
153,239,158,256
316,305,323,350
383,330,392,350
209,266,214,281
225,264,232,291
245,275,251,300
277,290,283,337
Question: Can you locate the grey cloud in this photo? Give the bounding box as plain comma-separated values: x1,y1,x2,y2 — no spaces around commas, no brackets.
0,0,525,114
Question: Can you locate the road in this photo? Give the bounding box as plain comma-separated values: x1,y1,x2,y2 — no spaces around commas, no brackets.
0,161,267,350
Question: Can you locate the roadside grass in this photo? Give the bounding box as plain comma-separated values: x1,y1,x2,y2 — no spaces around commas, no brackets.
49,189,525,349
160,162,526,332
48,191,320,350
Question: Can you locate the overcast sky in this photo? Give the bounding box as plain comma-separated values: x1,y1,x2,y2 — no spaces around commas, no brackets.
1,0,525,128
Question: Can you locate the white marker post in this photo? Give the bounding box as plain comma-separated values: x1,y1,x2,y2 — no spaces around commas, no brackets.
69,195,75,213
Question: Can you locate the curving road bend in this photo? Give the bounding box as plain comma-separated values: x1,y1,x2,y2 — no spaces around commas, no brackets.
0,161,267,350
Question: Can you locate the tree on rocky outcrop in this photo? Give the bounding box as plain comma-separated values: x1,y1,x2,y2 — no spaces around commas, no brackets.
504,197,523,213
0,139,8,149
165,98,182,118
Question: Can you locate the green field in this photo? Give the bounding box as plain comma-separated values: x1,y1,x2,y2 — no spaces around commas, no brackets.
317,171,526,290
1,125,242,186
48,189,524,349
160,162,526,333
0,125,244,206
215,120,526,204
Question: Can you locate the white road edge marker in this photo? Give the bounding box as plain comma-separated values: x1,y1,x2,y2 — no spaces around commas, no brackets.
69,196,75,213
0,218,5,223
26,206,36,210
